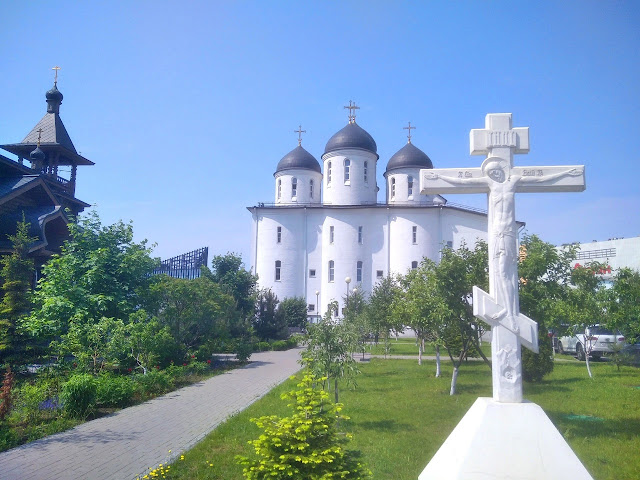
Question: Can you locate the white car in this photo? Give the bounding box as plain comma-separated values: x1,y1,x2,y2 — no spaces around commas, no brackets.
558,325,626,361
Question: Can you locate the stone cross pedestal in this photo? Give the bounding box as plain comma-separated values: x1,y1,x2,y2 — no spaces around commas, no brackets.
417,113,592,480
421,113,584,403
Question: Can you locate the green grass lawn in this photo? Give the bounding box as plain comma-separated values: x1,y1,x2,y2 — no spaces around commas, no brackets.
367,337,492,358
163,359,640,480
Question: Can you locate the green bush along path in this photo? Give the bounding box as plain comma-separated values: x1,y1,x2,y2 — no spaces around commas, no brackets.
0,348,303,480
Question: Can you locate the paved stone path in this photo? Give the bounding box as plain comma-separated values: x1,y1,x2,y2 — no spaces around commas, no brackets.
0,348,303,480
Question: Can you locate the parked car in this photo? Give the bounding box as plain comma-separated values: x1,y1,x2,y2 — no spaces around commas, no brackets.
557,324,626,361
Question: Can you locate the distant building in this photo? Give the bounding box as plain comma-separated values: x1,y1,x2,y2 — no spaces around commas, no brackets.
0,77,92,272
248,107,490,318
565,236,640,286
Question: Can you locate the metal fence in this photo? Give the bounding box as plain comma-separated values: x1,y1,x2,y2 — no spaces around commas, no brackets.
153,247,209,280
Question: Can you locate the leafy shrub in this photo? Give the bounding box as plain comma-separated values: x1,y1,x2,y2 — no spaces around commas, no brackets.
95,374,136,408
134,370,174,397
13,379,60,423
188,361,210,375
254,342,271,352
270,340,288,351
237,372,371,479
522,324,554,382
60,374,97,419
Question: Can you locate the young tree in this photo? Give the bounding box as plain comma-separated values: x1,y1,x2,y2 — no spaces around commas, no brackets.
394,259,450,375
560,261,608,377
304,303,358,403
237,372,371,480
366,275,402,352
343,288,369,360
0,218,36,366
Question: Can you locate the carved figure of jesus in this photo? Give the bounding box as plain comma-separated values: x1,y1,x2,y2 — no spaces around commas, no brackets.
427,157,581,332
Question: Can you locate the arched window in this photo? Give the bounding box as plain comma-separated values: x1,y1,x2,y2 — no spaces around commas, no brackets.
328,260,335,282
408,176,414,196
275,260,281,281
277,226,282,243
292,177,297,198
391,178,396,199
344,158,350,182
310,179,314,199
357,261,363,282
364,161,368,183
327,161,332,185
412,226,417,244
411,261,418,270
277,179,281,200
329,225,334,244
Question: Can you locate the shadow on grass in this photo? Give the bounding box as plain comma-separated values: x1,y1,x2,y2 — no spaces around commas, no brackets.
547,410,640,441
357,419,416,433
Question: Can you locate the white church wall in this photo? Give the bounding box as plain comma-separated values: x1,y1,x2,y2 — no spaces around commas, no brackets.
253,210,306,302
321,149,378,205
389,208,442,275
440,208,489,249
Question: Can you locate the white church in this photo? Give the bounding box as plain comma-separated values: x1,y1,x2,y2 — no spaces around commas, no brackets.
248,105,490,318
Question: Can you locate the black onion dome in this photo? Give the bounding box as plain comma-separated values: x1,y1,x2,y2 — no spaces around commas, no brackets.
46,84,63,103
324,122,377,155
386,142,433,173
275,145,321,174
30,146,45,162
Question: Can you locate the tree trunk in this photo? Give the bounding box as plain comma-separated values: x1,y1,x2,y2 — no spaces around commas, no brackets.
450,364,459,395
435,345,441,378
418,339,423,365
334,377,339,403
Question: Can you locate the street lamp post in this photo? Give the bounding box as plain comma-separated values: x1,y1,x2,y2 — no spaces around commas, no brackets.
315,290,320,322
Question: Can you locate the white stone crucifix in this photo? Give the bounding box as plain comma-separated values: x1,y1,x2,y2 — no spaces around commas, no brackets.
420,113,585,403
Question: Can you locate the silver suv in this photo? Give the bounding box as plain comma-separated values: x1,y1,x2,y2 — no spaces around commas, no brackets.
558,324,626,361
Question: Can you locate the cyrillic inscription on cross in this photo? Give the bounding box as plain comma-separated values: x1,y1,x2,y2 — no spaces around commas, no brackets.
420,113,585,403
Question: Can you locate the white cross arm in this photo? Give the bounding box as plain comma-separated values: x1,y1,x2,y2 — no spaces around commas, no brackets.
512,165,585,193
473,286,539,353
420,168,487,195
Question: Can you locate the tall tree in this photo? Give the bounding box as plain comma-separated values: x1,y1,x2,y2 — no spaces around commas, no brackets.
606,267,640,341
209,253,257,318
518,234,576,381
254,289,287,341
24,211,157,342
433,241,490,395
0,217,36,365
276,297,308,329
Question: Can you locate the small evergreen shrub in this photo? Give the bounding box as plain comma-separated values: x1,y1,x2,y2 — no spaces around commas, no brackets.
236,372,371,479
61,374,97,419
522,324,554,382
235,341,253,362
95,374,136,408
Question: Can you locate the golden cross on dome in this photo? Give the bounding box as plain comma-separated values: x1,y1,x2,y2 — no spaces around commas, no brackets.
294,125,306,146
52,66,61,85
37,128,43,147
343,100,360,124
404,122,416,143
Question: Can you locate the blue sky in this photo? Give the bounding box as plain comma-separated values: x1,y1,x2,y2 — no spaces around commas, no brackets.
1,1,639,265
